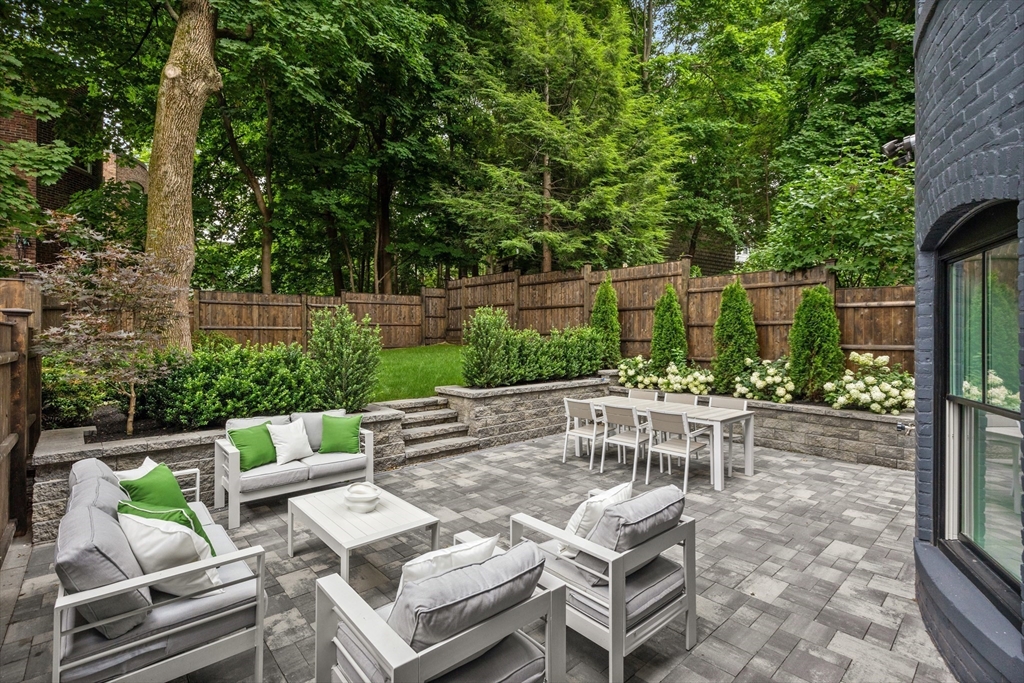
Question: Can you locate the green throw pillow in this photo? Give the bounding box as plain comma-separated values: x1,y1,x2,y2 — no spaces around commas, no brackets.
320,414,362,454
117,500,216,555
227,421,276,471
119,464,212,552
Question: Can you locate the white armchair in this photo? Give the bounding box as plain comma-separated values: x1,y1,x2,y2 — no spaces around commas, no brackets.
510,491,697,683
315,532,567,683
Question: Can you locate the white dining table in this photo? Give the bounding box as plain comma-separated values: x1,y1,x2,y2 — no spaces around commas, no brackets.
583,395,754,491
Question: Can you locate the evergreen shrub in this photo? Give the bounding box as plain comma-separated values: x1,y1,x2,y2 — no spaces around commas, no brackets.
789,285,845,399
590,277,621,368
650,284,687,374
712,281,759,393
307,305,383,412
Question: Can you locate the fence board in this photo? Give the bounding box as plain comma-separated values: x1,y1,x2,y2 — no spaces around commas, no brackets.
0,321,14,564
835,286,915,370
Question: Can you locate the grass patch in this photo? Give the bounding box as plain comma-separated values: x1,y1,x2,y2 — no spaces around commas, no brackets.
374,344,463,402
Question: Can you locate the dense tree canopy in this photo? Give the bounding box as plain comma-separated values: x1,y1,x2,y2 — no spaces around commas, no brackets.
1,0,916,293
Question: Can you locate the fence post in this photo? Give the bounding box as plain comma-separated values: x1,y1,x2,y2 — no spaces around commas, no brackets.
300,294,309,349
420,288,427,346
511,271,521,329
3,309,31,534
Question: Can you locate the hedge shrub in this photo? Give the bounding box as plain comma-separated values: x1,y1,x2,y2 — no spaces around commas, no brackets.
650,284,687,374
42,354,108,428
462,307,602,388
590,277,621,368
307,306,382,412
790,285,845,400
712,281,759,393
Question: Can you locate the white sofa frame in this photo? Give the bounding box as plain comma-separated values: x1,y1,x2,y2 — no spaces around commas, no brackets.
314,531,567,683
214,427,374,529
52,468,267,683
510,511,697,683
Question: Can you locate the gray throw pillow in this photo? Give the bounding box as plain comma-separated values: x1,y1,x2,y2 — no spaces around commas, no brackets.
577,485,685,586
67,477,127,518
68,458,118,489
55,506,152,639
387,540,545,651
290,410,347,452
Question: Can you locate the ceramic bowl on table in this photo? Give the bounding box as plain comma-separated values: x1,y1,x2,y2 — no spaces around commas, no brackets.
344,483,381,513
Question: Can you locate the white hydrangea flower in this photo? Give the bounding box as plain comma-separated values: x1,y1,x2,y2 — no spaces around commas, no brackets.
864,376,877,386
785,381,795,392
870,402,881,413
775,386,786,397
823,382,835,392
875,355,889,367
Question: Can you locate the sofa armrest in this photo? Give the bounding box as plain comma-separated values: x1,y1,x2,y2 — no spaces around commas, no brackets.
172,467,201,502
359,428,374,484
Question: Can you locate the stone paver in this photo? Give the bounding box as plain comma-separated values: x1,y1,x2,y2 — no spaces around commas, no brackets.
0,435,955,683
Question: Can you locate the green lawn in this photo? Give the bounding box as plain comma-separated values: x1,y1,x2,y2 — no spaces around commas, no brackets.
374,344,464,402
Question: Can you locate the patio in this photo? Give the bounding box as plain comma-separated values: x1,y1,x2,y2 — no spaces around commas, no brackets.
1,435,953,683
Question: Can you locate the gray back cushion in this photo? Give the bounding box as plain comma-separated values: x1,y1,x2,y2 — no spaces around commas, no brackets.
387,540,545,651
224,415,289,437
68,458,118,490
577,485,685,586
290,410,347,452
67,477,127,518
55,506,152,639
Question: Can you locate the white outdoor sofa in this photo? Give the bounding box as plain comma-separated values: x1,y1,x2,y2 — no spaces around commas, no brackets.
214,410,374,529
511,485,697,683
315,531,567,682
53,458,266,683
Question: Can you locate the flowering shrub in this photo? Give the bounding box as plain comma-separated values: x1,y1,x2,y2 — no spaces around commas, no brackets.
658,363,714,394
962,370,1021,411
823,351,915,415
733,357,795,403
617,356,658,389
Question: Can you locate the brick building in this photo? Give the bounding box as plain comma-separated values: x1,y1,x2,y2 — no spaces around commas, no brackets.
663,227,737,275
913,1,1023,680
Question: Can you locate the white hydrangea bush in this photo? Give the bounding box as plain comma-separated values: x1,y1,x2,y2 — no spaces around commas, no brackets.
658,363,714,394
823,351,915,415
962,370,1021,411
617,356,658,389
733,357,794,404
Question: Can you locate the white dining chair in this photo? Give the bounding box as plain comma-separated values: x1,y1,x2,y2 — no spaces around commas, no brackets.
600,405,649,476
647,410,711,493
628,388,659,401
563,398,604,466
663,392,698,405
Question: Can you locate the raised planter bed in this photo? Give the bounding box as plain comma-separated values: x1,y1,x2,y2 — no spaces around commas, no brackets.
435,377,609,450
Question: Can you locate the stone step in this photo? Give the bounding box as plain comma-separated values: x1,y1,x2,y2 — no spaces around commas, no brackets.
372,396,449,414
404,436,480,462
402,422,470,445
401,408,459,428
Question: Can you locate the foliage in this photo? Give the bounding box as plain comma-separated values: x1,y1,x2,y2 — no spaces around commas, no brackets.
734,357,794,404
139,344,317,430
65,183,149,250
192,330,239,352
824,352,915,414
789,285,845,399
41,354,108,428
375,344,463,402
307,306,383,413
742,151,915,286
712,281,759,394
650,284,687,374
590,277,621,369
37,234,185,434
461,307,601,388
961,370,1020,413
689,265,702,278
617,356,657,390
658,363,714,395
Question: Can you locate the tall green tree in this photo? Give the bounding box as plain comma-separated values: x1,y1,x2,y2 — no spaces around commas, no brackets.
650,284,687,374
712,281,759,393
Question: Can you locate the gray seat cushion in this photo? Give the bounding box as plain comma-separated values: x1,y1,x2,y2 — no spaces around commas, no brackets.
224,415,290,435
432,631,545,683
387,541,545,651
539,540,685,629
302,452,366,479
69,459,118,490
67,477,126,518
238,460,309,492
290,410,347,452
578,485,685,585
55,506,152,640
60,524,258,683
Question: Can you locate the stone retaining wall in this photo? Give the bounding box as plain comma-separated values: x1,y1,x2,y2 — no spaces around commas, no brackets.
30,406,405,544
436,378,609,449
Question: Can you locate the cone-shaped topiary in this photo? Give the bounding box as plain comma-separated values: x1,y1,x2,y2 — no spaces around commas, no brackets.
590,276,621,368
712,281,759,394
789,284,845,400
650,284,687,374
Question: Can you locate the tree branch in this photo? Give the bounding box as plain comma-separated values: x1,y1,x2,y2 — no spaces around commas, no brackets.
162,0,178,23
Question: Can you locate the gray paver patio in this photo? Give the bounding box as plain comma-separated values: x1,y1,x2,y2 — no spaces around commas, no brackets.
0,435,954,683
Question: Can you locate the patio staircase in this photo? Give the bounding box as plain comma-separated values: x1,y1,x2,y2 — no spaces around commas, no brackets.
384,397,480,462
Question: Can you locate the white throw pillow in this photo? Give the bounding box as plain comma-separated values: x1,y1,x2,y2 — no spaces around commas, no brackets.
267,419,314,465
118,511,223,597
560,481,633,558
397,534,500,593
115,457,159,481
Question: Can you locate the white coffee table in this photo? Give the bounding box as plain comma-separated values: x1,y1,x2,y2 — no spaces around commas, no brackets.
287,485,440,582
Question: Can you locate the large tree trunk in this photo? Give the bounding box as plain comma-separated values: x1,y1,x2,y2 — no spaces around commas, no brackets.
374,166,394,294
147,0,221,351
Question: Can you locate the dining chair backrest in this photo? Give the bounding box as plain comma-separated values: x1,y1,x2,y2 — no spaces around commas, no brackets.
629,389,659,401
710,395,748,411
604,404,641,429
565,398,597,422
664,392,698,405
647,409,692,437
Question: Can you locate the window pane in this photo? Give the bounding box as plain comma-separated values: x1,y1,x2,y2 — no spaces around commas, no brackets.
986,241,1021,409
949,254,983,399
959,404,1022,580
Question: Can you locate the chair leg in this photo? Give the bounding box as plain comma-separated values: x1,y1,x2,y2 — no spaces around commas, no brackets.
682,452,691,495
631,447,639,483
645,448,653,485
562,430,569,464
